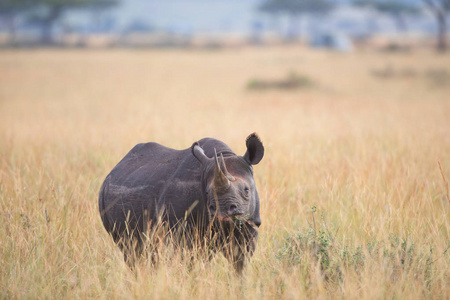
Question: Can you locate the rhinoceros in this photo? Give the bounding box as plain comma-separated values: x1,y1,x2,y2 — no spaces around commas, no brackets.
98,133,264,272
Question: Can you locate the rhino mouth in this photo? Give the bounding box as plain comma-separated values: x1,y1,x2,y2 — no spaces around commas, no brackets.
211,213,256,227
211,214,240,222
216,215,232,222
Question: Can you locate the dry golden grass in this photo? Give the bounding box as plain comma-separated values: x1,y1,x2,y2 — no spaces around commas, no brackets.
1,46,449,299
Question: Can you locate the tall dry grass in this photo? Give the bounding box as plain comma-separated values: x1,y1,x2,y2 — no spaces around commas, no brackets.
1,46,449,299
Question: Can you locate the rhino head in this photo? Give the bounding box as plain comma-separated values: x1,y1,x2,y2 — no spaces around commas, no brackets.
192,133,264,228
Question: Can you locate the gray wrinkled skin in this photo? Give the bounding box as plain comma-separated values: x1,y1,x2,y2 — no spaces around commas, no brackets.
99,133,264,272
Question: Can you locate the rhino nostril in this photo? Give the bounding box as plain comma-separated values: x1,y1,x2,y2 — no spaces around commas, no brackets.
228,204,238,215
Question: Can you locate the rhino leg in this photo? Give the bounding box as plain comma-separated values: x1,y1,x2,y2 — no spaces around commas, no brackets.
219,224,258,274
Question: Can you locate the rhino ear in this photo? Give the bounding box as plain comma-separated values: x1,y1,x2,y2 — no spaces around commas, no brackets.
243,133,264,165
192,142,210,165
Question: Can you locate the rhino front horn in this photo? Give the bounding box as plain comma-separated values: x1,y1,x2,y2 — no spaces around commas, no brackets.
214,148,231,189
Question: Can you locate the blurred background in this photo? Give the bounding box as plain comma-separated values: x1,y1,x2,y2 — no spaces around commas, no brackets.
0,0,449,52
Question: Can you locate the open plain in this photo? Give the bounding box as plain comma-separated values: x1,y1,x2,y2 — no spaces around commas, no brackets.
1,46,449,299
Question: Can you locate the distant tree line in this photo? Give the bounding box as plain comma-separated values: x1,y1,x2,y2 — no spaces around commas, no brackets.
258,0,334,41
353,0,420,32
258,0,450,52
0,0,118,45
422,0,450,51
1,0,449,51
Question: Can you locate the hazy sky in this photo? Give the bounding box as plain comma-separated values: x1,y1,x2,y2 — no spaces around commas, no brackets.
111,0,262,32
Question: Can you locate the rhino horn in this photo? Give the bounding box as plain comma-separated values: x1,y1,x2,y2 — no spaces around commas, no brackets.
219,153,235,181
214,149,232,189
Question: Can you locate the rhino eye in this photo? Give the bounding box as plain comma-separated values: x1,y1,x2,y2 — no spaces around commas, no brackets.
244,186,250,197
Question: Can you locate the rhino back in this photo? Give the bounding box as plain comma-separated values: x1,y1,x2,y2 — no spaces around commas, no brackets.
99,142,190,239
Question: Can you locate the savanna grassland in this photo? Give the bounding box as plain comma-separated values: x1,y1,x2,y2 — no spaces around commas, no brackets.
1,46,449,299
